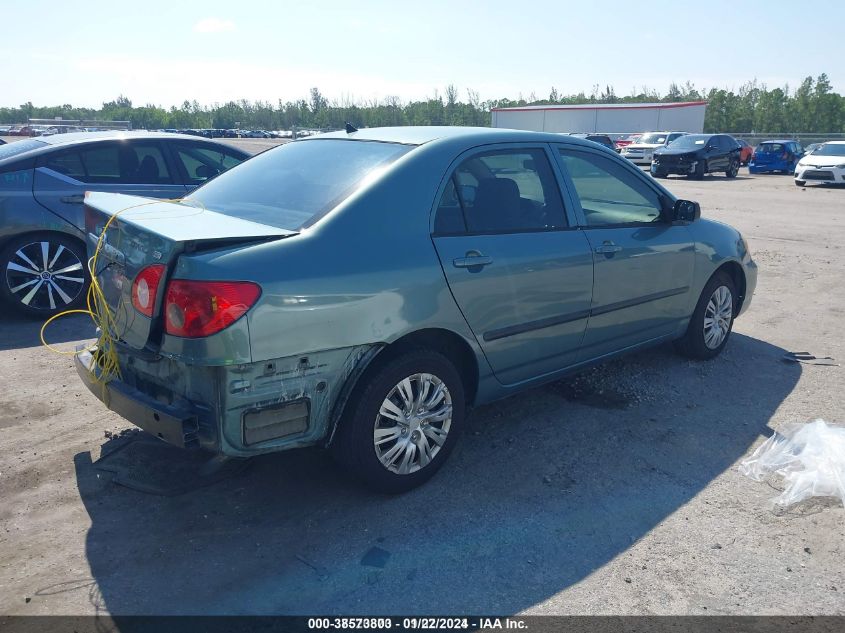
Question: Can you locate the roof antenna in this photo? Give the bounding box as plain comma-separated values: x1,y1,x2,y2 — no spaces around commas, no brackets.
345,122,358,134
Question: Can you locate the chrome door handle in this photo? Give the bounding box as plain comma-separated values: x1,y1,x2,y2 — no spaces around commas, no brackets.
60,195,85,204
453,253,493,268
595,242,622,254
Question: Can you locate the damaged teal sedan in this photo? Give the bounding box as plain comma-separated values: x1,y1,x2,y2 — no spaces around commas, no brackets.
75,126,757,492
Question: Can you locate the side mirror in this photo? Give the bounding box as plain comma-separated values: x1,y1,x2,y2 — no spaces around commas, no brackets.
673,199,701,222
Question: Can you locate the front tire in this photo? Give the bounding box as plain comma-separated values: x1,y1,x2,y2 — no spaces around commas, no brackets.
674,272,737,360
795,180,806,187
0,232,89,318
726,159,739,178
689,160,706,180
331,349,466,493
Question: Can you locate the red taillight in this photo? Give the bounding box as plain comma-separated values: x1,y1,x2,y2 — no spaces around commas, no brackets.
131,264,166,317
164,280,261,338
751,152,757,160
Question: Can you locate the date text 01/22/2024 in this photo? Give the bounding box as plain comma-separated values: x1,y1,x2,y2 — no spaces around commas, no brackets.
306,618,528,630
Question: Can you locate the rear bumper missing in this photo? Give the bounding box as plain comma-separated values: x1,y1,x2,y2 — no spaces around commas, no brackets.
75,349,205,449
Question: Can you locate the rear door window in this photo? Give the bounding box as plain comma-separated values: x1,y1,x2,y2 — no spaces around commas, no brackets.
43,150,86,179
40,142,173,184
438,148,567,234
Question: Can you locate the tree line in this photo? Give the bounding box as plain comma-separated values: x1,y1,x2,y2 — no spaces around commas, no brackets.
2,74,842,133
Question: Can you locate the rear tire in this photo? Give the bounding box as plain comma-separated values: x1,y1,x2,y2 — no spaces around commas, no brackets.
795,180,806,187
0,232,89,318
674,271,737,360
331,349,466,493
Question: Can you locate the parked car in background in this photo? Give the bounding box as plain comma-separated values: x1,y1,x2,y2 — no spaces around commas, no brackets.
737,139,753,165
569,133,618,152
621,132,688,165
614,134,641,150
748,140,804,174
793,141,845,187
0,131,249,317
651,134,742,179
74,126,756,492
0,139,5,146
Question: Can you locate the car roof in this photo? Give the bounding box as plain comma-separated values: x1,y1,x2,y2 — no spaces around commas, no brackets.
310,126,604,149
821,140,845,145
0,131,247,166
34,130,222,147
759,139,794,143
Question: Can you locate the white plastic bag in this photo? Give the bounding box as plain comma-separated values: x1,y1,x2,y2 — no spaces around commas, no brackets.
739,419,845,508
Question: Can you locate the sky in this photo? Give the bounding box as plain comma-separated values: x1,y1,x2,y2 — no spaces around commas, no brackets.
1,0,843,108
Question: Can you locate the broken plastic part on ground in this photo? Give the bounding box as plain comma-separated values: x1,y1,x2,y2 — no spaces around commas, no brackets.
739,419,845,508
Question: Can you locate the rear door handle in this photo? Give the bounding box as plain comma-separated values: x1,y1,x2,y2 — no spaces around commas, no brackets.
453,252,493,268
594,242,623,254
60,195,85,204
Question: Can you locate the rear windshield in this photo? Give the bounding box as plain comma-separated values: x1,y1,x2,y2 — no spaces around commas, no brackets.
756,143,784,153
185,139,413,230
0,139,47,161
812,143,845,157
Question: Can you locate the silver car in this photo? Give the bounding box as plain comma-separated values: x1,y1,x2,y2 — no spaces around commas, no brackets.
0,132,249,316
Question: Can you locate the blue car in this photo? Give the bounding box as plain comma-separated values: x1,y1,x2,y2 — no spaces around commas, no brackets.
0,132,249,316
748,139,804,174
74,126,758,492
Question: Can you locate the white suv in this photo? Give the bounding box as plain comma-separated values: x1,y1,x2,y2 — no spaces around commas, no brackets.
622,132,688,165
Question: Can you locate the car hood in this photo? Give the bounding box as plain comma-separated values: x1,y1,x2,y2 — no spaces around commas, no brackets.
799,156,845,168
655,147,699,157
626,143,663,150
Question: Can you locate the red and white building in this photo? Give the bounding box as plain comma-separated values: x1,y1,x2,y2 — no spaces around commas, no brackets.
491,101,707,134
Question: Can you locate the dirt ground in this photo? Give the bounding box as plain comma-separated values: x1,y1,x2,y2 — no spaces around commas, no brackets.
0,145,843,615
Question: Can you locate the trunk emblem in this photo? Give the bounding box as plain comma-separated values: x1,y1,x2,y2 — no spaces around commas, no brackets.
152,251,162,260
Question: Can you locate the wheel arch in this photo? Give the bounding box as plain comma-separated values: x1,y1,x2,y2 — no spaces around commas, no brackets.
325,327,480,447
713,260,746,315
0,227,86,254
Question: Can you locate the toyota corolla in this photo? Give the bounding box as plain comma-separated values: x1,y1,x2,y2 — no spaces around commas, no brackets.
74,126,757,492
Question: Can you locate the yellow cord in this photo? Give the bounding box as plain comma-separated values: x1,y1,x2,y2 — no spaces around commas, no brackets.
40,198,191,388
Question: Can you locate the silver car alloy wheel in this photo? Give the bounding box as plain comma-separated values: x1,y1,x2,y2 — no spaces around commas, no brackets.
703,285,733,349
5,240,85,311
373,373,453,475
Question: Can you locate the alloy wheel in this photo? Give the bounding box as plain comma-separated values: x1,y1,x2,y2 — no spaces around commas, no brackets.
703,285,733,349
373,373,453,475
5,240,85,311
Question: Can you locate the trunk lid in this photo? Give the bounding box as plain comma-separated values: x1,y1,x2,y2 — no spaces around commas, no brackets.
84,192,294,350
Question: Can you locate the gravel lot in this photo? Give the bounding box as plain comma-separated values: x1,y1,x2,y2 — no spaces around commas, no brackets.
0,142,843,616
